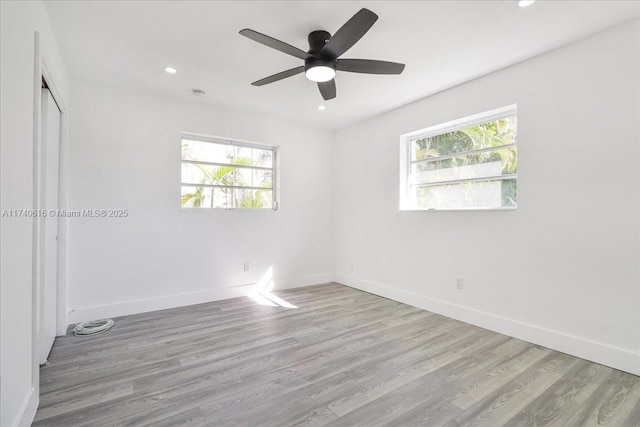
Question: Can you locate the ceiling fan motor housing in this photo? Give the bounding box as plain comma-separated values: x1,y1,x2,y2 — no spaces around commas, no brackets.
307,30,332,55
305,30,336,74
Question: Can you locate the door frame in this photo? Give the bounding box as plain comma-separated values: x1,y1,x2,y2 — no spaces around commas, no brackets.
31,30,69,392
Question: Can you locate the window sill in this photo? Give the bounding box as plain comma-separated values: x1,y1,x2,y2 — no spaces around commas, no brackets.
399,206,517,212
178,207,278,212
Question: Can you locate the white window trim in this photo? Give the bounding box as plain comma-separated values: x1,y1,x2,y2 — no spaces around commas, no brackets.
399,104,517,211
180,132,279,211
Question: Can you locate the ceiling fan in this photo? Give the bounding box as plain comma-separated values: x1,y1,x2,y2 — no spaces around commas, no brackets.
239,8,405,101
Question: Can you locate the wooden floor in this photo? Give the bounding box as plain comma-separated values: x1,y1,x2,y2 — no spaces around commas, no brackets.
35,283,640,426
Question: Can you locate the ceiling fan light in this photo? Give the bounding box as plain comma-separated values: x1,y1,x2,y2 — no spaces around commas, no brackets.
305,66,336,82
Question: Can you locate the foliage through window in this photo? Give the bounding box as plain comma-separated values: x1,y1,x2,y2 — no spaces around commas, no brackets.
181,135,277,209
400,105,517,210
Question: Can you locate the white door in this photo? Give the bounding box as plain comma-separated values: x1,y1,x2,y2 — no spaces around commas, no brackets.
39,88,61,364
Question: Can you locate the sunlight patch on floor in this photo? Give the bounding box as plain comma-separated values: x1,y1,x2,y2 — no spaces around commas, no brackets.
247,266,298,309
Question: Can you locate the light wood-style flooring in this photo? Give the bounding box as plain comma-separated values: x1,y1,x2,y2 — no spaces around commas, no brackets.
34,283,640,426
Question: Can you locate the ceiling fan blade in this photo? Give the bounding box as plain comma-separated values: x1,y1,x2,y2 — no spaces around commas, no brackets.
318,79,336,100
336,59,405,74
239,29,311,60
322,8,378,59
251,66,305,86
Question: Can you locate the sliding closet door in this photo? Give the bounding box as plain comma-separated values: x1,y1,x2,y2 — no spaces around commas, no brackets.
39,88,61,364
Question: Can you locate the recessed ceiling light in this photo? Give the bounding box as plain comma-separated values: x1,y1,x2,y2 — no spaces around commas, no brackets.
517,0,535,7
163,66,177,74
317,105,326,111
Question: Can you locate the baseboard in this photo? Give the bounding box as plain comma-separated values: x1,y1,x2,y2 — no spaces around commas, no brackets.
11,386,37,427
273,272,335,290
68,273,334,325
336,274,640,376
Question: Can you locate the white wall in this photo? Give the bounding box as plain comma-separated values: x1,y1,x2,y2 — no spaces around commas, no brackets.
67,81,334,322
333,20,640,375
1,11,636,427
0,1,70,426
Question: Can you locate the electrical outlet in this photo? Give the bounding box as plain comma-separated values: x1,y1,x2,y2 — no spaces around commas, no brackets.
244,262,250,272
348,263,354,273
456,277,464,290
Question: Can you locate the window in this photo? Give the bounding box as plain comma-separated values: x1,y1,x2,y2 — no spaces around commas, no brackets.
181,134,277,209
400,105,517,211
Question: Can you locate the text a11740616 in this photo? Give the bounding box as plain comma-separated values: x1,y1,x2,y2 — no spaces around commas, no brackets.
1,208,129,218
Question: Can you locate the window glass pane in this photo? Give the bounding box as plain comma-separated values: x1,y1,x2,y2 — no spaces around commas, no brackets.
181,139,274,167
253,149,273,168
212,187,234,209
181,187,238,209
411,115,517,160
227,168,272,189
181,163,205,185
233,146,273,168
182,164,274,189
233,146,253,165
181,139,234,164
181,163,235,186
253,169,273,188
181,186,211,208
233,167,252,187
181,136,276,209
233,189,273,209
411,146,517,184
414,179,517,210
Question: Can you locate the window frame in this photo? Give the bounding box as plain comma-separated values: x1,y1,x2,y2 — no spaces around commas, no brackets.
399,104,518,211
180,132,279,211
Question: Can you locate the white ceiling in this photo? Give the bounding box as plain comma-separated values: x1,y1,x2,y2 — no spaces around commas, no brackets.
45,1,639,130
